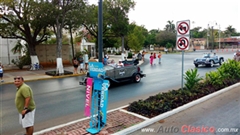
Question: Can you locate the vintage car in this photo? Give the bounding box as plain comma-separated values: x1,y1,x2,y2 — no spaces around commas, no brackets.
79,63,146,87
193,53,224,67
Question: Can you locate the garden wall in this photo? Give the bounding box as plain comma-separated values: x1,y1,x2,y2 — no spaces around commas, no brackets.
36,44,72,67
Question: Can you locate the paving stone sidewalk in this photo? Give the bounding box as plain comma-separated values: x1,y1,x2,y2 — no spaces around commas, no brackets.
34,110,145,135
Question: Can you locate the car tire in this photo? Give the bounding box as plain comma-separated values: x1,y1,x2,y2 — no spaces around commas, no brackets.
133,74,141,83
219,59,223,65
209,61,214,67
194,64,198,67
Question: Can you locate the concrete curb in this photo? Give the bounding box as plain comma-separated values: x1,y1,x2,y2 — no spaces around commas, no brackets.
113,82,240,135
2,73,85,85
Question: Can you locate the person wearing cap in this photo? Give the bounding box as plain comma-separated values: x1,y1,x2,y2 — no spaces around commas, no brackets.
14,76,36,135
117,59,124,68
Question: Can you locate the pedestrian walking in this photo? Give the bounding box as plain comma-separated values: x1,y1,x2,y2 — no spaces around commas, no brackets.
84,53,89,71
72,57,79,74
14,76,36,135
150,53,154,66
0,62,4,82
142,51,145,62
158,52,162,64
78,55,84,73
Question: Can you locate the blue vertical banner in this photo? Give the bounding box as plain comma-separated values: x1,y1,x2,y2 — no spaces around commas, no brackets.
100,80,109,123
87,62,109,134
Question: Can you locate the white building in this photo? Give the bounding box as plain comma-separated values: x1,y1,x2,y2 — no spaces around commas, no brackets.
0,36,20,65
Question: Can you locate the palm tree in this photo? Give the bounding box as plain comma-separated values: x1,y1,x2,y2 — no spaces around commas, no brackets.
164,20,175,33
224,25,236,37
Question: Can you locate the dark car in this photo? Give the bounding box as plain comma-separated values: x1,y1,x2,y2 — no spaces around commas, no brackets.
193,53,224,67
79,63,146,87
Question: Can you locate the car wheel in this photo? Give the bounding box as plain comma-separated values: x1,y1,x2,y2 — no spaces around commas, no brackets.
134,74,141,83
194,64,198,67
209,61,214,67
219,59,223,65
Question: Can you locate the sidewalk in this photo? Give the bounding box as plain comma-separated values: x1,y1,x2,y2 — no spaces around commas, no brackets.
2,55,135,84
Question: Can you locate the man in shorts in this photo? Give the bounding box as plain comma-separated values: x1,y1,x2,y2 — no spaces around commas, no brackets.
14,76,36,135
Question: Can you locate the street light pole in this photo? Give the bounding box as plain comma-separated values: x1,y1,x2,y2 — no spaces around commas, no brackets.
218,25,221,49
207,24,209,49
208,21,217,52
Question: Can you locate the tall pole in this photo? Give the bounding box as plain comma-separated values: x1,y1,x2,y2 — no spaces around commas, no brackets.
207,25,209,49
98,0,103,62
211,26,214,52
219,25,220,49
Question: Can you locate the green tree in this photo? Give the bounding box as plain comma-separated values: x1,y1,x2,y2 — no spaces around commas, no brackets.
0,0,51,65
64,3,86,57
128,25,145,52
164,20,176,33
155,31,176,47
82,0,135,50
47,0,86,74
144,29,160,47
224,25,239,37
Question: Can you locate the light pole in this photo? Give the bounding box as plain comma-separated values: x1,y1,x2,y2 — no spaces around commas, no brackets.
208,21,217,52
218,25,221,49
207,25,209,49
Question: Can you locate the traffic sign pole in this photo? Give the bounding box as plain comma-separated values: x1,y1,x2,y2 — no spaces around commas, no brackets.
176,20,190,90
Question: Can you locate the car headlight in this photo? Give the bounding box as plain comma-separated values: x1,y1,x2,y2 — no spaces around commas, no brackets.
206,58,210,61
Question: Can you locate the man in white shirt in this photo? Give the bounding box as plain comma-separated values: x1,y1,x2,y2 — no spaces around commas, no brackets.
117,59,124,68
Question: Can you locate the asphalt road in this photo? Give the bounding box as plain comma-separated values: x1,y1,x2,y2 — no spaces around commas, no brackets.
0,50,235,135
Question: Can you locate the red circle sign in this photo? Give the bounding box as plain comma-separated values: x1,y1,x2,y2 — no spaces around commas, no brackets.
177,37,189,50
177,22,189,35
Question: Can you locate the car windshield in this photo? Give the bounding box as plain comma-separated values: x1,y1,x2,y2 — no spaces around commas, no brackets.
104,65,114,70
202,54,212,58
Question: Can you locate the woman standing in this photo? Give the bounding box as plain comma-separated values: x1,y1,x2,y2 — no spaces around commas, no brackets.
150,53,154,66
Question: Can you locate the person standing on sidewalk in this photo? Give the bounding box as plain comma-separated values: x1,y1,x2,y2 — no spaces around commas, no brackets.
14,76,36,135
0,62,4,82
78,55,84,73
158,52,162,64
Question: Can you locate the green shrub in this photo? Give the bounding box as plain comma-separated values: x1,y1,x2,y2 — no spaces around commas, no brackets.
11,55,30,69
184,68,202,91
115,52,121,55
127,52,133,58
127,59,240,118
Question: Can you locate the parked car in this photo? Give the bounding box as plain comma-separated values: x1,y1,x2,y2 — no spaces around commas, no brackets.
79,64,146,87
193,53,224,67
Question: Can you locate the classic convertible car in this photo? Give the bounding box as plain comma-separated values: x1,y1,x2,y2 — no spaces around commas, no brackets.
193,53,224,67
79,63,146,87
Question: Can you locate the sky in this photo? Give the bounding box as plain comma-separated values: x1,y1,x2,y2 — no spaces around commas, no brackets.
89,0,240,32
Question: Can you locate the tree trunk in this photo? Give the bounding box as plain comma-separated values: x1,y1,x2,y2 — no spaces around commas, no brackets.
30,55,39,70
56,24,64,75
69,24,74,58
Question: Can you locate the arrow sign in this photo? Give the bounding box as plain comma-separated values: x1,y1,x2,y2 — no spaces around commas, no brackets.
177,20,190,36
176,36,189,50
